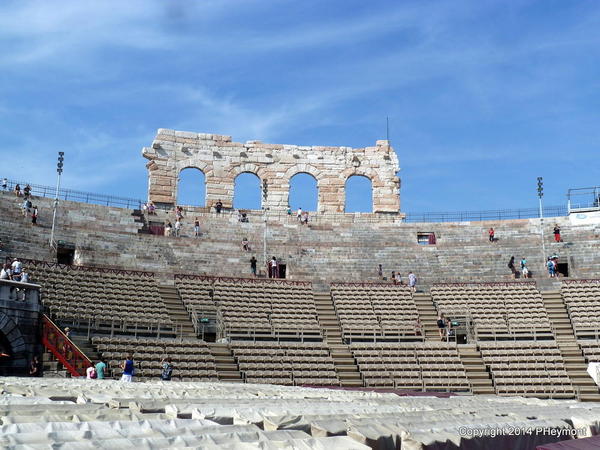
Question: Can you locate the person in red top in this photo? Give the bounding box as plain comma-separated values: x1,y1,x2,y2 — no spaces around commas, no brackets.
488,227,495,243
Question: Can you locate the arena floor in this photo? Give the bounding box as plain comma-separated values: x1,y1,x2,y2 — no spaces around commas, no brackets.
2,378,600,449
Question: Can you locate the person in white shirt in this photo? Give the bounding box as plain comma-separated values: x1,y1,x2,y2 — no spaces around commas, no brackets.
296,208,302,221
0,264,11,280
174,219,181,237
11,259,22,281
20,271,29,283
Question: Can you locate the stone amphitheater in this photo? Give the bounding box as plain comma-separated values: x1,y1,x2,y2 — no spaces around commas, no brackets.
1,129,600,449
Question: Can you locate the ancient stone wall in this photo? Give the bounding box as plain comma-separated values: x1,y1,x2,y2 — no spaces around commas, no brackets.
142,129,401,213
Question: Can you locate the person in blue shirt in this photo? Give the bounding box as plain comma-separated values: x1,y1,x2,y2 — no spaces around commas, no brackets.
120,354,134,382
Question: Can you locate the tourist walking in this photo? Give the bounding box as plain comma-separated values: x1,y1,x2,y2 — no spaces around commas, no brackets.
377,264,383,280
31,205,38,225
437,314,446,340
547,258,556,278
174,219,181,237
554,225,562,243
488,227,495,242
269,256,278,278
508,256,516,278
296,207,302,222
194,218,200,237
250,256,257,276
408,272,417,291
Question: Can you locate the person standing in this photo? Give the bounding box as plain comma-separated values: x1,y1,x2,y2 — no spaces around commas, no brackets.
269,256,278,278
161,358,174,381
194,218,200,237
296,207,302,222
1,178,7,190
120,354,135,382
391,271,396,285
215,200,223,214
408,272,417,292
377,264,383,280
31,205,38,225
553,225,561,243
508,256,516,278
250,256,257,277
488,227,495,242
86,365,97,379
29,356,41,377
547,258,555,278
395,272,402,285
164,221,172,237
437,314,446,341
174,219,181,237
242,237,250,252
95,358,106,380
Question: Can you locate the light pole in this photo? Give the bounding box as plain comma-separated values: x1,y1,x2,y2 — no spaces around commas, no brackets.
262,180,268,274
537,177,547,270
49,152,64,248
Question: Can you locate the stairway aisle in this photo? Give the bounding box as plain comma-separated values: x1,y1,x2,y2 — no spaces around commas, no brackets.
413,292,439,339
158,285,196,339
313,289,343,345
542,290,600,401
329,344,363,388
457,345,495,395
209,343,242,383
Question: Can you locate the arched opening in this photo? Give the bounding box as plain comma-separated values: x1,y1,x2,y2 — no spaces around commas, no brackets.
345,175,373,212
177,168,206,207
234,172,261,210
289,173,318,212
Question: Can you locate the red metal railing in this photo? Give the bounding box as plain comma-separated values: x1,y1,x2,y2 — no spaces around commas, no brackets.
41,315,92,377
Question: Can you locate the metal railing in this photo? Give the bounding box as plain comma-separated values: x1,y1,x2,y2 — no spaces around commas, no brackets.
1,178,143,210
42,314,92,377
1,176,570,222
403,205,568,223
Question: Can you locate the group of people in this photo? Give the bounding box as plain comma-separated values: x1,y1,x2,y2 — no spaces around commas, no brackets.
0,258,30,283
507,256,530,279
290,207,309,225
6,181,39,226
547,255,561,278
436,314,455,341
378,265,418,291
83,354,173,382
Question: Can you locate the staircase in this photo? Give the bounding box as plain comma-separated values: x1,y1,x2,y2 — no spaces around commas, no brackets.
557,340,600,401
457,345,495,395
414,292,440,339
329,344,363,387
541,290,600,401
209,343,242,382
314,289,343,345
542,290,573,340
158,285,196,338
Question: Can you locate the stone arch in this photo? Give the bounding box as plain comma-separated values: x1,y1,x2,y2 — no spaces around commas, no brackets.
233,172,262,210
344,174,373,213
177,166,206,207
229,163,267,181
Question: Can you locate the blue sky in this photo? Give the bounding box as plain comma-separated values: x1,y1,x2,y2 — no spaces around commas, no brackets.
1,0,599,213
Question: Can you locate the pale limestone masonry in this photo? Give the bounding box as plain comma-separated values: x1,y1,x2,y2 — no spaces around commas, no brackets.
142,129,401,213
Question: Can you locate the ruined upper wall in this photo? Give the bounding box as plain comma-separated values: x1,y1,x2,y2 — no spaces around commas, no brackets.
142,129,401,214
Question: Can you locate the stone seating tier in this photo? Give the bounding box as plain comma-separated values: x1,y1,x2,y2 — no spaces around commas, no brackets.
2,191,599,286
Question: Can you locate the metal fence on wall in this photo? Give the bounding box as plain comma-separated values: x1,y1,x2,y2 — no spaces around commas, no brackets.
0,176,568,222
1,178,142,210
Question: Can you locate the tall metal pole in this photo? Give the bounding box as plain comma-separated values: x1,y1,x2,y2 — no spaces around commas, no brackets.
262,181,268,275
49,152,64,248
537,177,546,271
